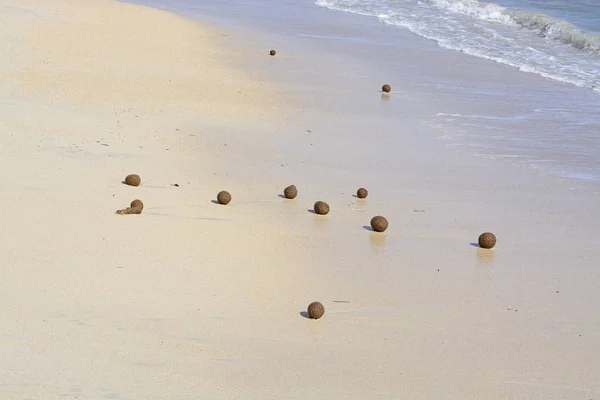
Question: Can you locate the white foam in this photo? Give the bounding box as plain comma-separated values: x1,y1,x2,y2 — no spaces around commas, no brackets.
436,113,463,117
316,0,600,92
427,0,512,24
427,0,600,52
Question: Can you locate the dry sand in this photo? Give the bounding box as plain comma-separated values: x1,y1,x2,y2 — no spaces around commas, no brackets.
1,0,599,399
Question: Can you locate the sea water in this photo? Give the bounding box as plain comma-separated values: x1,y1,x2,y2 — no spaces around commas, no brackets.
124,0,600,182
317,0,600,91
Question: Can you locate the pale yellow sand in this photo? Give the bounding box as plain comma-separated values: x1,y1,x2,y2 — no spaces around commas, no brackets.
1,0,599,399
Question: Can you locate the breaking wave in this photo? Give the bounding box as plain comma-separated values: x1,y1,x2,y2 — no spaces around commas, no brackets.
426,0,600,53
316,0,600,91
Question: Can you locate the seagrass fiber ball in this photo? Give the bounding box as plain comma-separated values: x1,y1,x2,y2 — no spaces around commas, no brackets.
116,199,143,215
314,201,329,215
270,49,276,56
130,199,144,210
125,174,141,186
126,205,143,215
382,84,391,93
284,185,297,199
478,232,496,249
357,188,368,199
307,301,325,319
217,191,231,205
370,216,388,232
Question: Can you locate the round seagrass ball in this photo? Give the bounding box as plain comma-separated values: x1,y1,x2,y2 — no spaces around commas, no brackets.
284,185,297,199
130,199,144,210
217,191,231,205
125,174,141,187
270,49,276,56
478,232,496,249
116,199,143,215
382,84,391,93
357,188,368,199
370,216,388,232
307,301,325,319
314,201,329,215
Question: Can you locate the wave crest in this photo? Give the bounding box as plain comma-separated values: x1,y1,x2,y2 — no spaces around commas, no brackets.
427,0,600,53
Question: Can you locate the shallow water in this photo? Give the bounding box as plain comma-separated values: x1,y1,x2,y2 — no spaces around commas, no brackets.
124,0,600,183
317,0,600,92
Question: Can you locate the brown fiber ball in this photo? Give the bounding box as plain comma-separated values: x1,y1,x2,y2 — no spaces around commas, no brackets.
116,199,143,215
283,185,297,199
357,188,368,199
314,201,329,215
125,174,141,186
130,199,144,210
370,216,388,232
217,191,231,205
270,49,276,56
382,84,391,93
307,301,325,319
478,232,496,249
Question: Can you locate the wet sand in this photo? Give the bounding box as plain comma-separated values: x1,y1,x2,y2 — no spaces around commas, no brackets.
1,0,599,398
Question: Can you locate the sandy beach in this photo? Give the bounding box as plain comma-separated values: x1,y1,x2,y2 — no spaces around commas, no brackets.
1,0,599,398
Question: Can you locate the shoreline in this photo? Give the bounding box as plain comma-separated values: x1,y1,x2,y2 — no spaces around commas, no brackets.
125,0,600,184
1,0,599,398
124,0,600,93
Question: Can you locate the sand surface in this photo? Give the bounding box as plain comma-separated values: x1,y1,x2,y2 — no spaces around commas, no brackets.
1,0,599,398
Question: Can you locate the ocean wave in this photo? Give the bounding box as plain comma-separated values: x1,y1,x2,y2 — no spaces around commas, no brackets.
426,0,600,53
316,0,599,91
